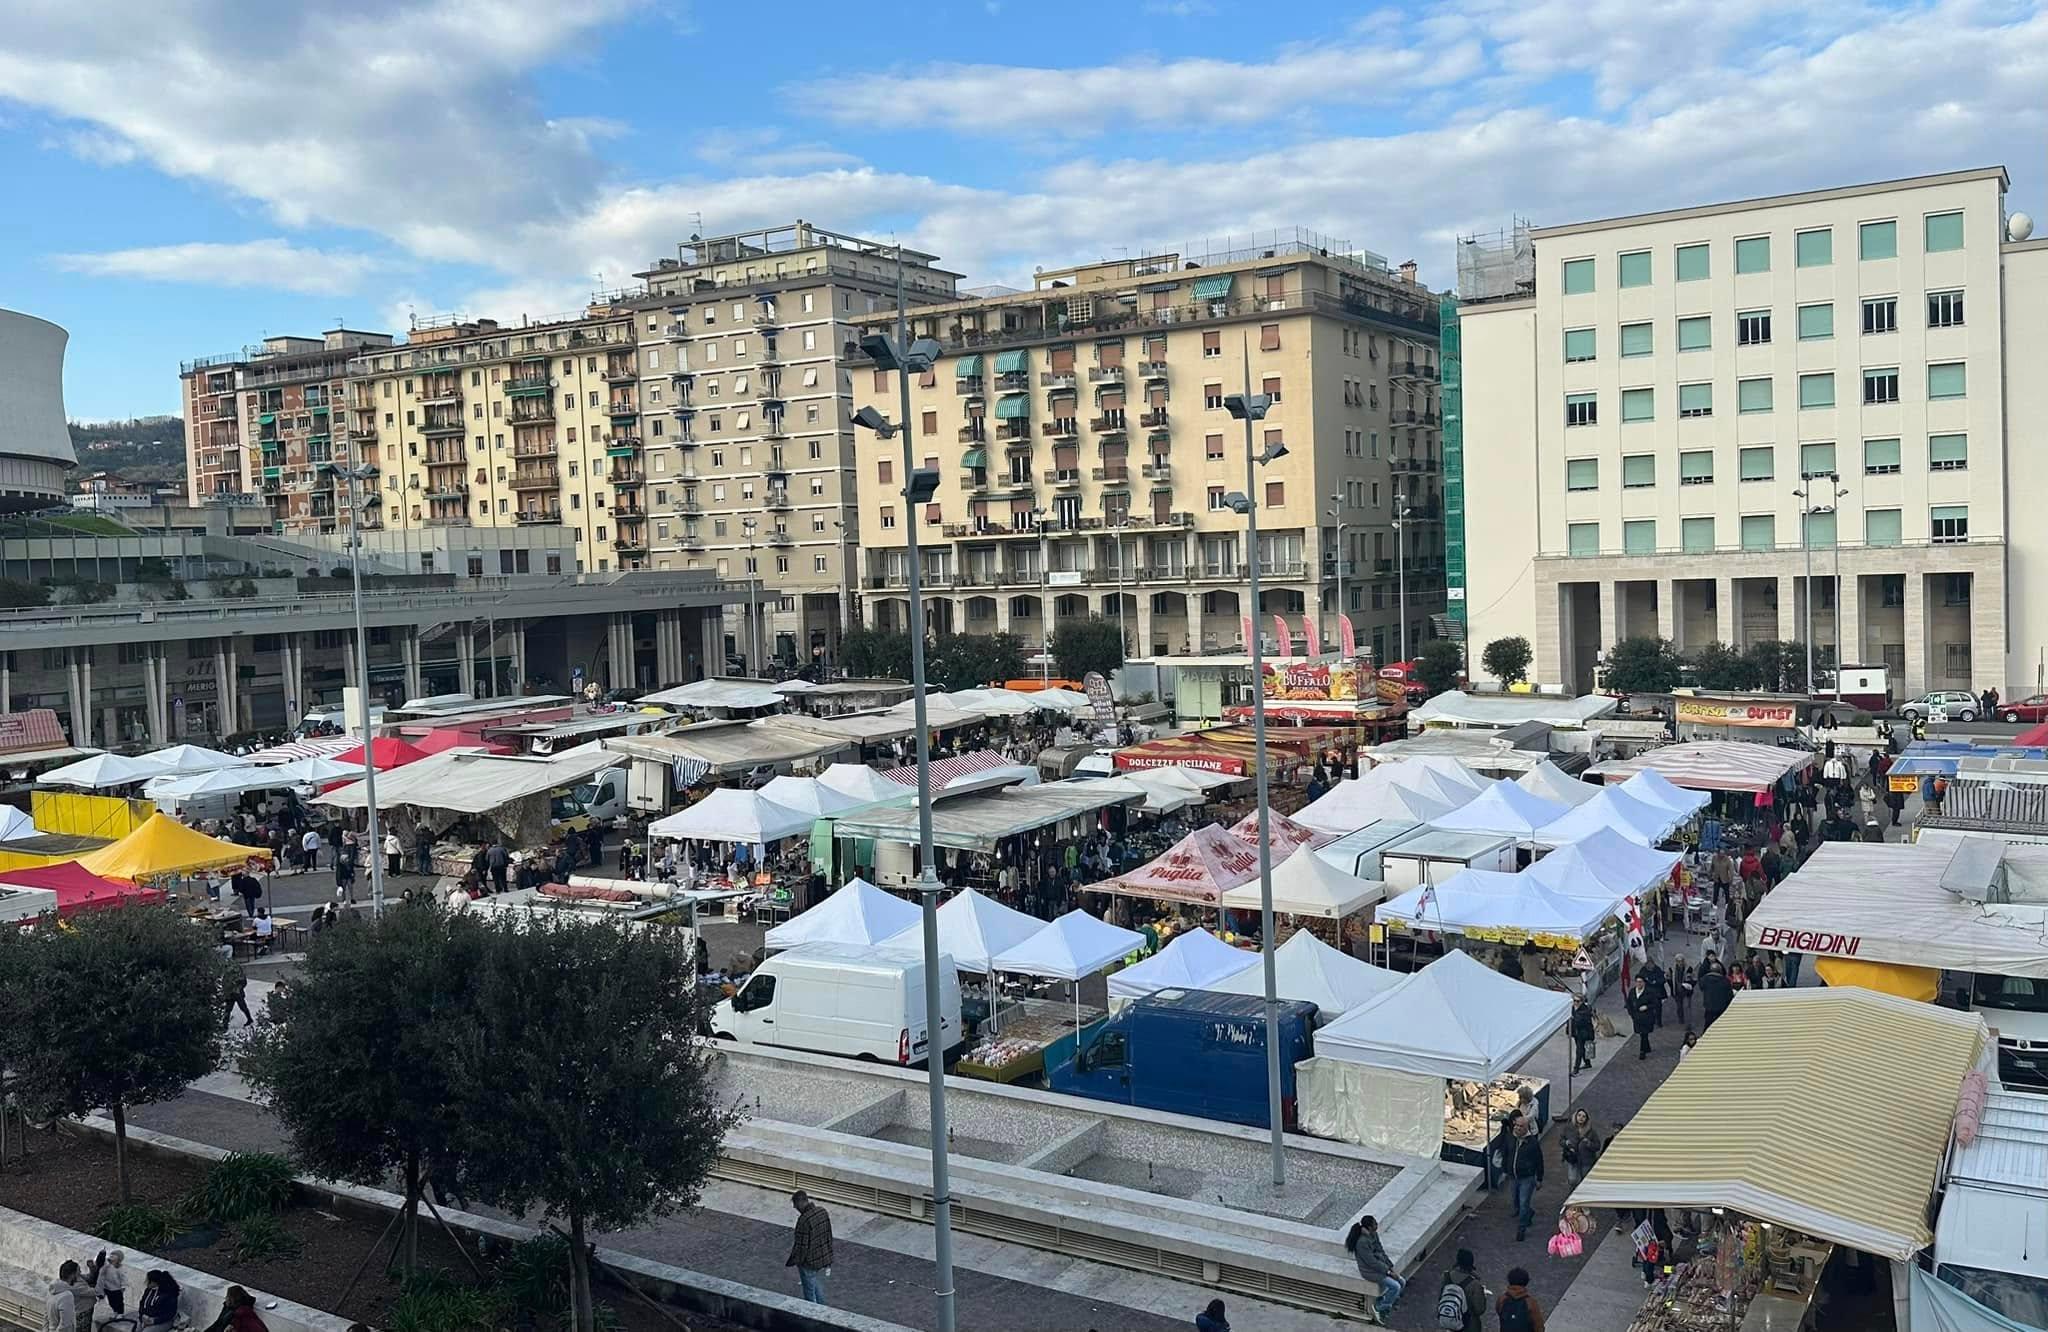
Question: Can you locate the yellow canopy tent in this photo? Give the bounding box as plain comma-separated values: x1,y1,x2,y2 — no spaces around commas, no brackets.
1814,956,1942,1002
77,813,271,881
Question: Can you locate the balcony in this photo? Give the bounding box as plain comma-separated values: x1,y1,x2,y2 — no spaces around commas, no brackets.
761,415,790,440
1390,360,1439,384
756,342,783,367
1091,414,1128,435
1043,469,1083,488
678,500,704,516
958,425,989,444
614,506,647,522
1040,370,1077,389
509,401,556,424
1391,453,1433,474
606,439,642,458
765,490,793,511
607,399,639,419
996,372,1031,392
680,534,705,551
1139,360,1169,380
1141,460,1172,480
763,455,791,476
1139,408,1169,429
752,307,782,330
512,467,559,490
417,383,461,406
614,535,648,555
425,483,471,500
767,530,793,547
1041,418,1079,439
517,509,561,525
609,467,645,487
1092,466,1132,484
758,381,785,407
677,433,700,449
349,425,379,443
512,439,558,459
505,375,552,397
421,418,465,437
424,515,473,528
1089,365,1125,383
601,362,638,383
956,377,986,397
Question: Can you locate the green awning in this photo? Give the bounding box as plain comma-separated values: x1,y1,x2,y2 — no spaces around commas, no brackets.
994,350,1029,374
257,413,276,425
956,355,984,377
961,448,987,468
994,395,1030,419
310,404,329,415
1191,275,1234,301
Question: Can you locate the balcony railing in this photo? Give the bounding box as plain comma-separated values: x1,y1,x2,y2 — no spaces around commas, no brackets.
1042,418,1078,438
512,468,559,489
959,426,988,443
1139,408,1168,428
505,376,552,396
1138,360,1169,379
1041,370,1077,389
956,378,985,396
1092,466,1131,483
1089,366,1125,383
1091,414,1127,433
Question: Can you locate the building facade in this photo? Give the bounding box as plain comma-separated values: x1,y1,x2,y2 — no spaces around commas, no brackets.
848,236,1447,664
1458,167,2042,697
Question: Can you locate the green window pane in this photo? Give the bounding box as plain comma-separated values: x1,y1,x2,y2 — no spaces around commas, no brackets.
1679,382,1713,416
1925,211,1965,253
1738,378,1773,413
1864,438,1900,473
1928,363,1967,399
1622,455,1656,488
1799,373,1835,408
1619,251,1651,287
1623,520,1656,555
1620,323,1653,357
1564,328,1597,362
1681,517,1715,552
1565,392,1597,427
1562,259,1595,294
1803,510,1836,548
1735,236,1771,274
1679,451,1714,481
1860,220,1897,260
1800,442,1836,477
1566,458,1599,491
1929,433,1968,467
1677,316,1711,351
1798,304,1833,340
1796,229,1833,267
1567,522,1599,556
1740,514,1776,551
1932,505,1967,521
1676,243,1710,281
1621,388,1654,422
1740,447,1775,481
1865,509,1902,547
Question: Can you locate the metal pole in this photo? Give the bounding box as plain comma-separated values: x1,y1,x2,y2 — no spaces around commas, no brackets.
342,465,386,918
1239,345,1285,1190
1395,492,1408,665
895,246,957,1332
1831,476,1844,684
1113,523,1127,654
1040,520,1051,683
1331,514,1345,658
1802,488,1814,695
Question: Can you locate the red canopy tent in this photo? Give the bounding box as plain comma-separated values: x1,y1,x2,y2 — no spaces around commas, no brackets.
412,729,514,756
332,736,429,770
1227,810,1334,854
1094,824,1262,907
2015,721,2048,748
0,861,166,916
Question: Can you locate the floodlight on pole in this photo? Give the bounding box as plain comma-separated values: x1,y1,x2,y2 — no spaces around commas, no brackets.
1326,495,1346,657
319,458,387,919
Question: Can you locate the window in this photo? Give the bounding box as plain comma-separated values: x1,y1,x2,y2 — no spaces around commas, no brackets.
1862,297,1897,335
1800,442,1836,477
1927,289,1966,328
1264,480,1284,506
1621,388,1654,422
1799,373,1835,408
1739,446,1775,481
1863,367,1899,404
1676,243,1709,281
1925,210,1965,253
1566,458,1599,491
1622,454,1656,488
1261,374,1283,403
1863,437,1901,474
1740,514,1776,551
1618,250,1651,287
1259,324,1281,352
1677,316,1711,351
1860,219,1897,260
1619,322,1653,358
1566,522,1599,556
1563,328,1596,363
1680,451,1714,485
1797,303,1833,340
1207,486,1228,511
1736,309,1771,346
1865,508,1902,547
1738,378,1774,413
879,506,895,529
1201,331,1221,358
1679,382,1713,418
1623,519,1656,555
1931,504,1969,543
1681,516,1715,552
1204,383,1224,409
921,410,937,436
1565,392,1597,427
1796,228,1833,267
1205,432,1225,460
1735,236,1771,274
1928,362,1967,399
1930,433,1968,471
877,458,892,485
1561,258,1594,294
1803,510,1836,548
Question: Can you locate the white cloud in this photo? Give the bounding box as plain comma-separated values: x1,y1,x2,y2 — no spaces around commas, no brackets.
54,239,387,294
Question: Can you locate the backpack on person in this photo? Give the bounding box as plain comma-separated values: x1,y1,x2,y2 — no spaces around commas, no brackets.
1435,1278,1468,1329
1498,1292,1534,1332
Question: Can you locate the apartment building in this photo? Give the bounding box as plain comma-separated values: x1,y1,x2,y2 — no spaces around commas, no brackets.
1457,167,2048,697
848,234,1447,664
179,329,393,534
628,222,960,669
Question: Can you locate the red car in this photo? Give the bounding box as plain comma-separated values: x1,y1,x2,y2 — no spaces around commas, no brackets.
1999,694,2048,723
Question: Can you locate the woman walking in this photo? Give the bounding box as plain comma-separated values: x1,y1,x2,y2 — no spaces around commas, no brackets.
1671,956,1696,1027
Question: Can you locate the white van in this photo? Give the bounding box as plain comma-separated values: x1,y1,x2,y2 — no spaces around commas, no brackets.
713,942,962,1066
1974,973,2048,1093
573,767,628,825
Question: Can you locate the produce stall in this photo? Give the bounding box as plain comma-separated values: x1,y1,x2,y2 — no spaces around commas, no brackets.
982,909,1146,1080
955,995,1106,1083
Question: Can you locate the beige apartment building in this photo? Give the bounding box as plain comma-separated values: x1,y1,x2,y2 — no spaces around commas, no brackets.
1458,167,2048,697
848,235,1448,664
627,222,960,669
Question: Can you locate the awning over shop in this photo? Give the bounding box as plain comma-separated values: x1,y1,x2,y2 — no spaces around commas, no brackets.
961,448,987,469
318,746,616,813
1190,275,1234,301
831,783,1136,855
1568,988,1987,1259
1588,740,1812,793
992,349,1029,374
955,354,984,377
994,394,1030,419
1317,949,1572,1081
77,813,270,879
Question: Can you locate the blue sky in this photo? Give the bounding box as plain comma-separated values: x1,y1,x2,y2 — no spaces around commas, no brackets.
4,0,2045,420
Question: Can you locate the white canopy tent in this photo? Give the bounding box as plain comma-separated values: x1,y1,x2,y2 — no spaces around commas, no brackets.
0,806,36,843
1375,866,1627,945
1376,755,1492,798
1428,779,1569,839
145,765,295,801
764,876,922,950
36,752,158,789
648,787,816,845
642,678,787,711
1316,949,1575,1081
944,688,1038,718
817,763,906,804
1409,690,1619,730
1532,785,1684,848
880,886,1046,974
1106,927,1257,1001
266,754,369,785
1295,777,1453,835
1618,769,1712,817
1518,760,1600,808
1525,828,1681,897
990,909,1144,981
1210,929,1404,1019
1135,764,1239,794
1084,775,1201,815
135,744,250,777
757,774,871,818
1219,845,1385,919
1028,688,1096,717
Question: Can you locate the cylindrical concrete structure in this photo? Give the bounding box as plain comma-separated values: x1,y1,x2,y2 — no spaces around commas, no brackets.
0,309,76,510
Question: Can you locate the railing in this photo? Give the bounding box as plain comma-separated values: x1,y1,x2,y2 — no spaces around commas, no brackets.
959,426,988,443
1138,360,1169,379
956,378,985,396
1091,414,1127,433
1042,419,1078,437
1139,409,1168,428
607,399,638,415
512,468,559,488
1092,467,1131,482
518,510,562,524
1041,371,1077,389
1043,469,1082,485
1089,366,1124,382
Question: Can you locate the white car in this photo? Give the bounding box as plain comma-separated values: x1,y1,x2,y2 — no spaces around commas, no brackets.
1899,691,1980,723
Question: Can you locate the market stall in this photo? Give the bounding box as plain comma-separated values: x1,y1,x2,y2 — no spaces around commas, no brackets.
76,812,271,908
1533,784,1687,848
1083,775,1202,815
1410,690,1619,732
1525,827,1681,899
1226,809,1332,853
35,752,157,790
1618,768,1713,817
640,678,787,713
1093,822,1260,908
817,762,906,804
981,909,1145,1072
1588,740,1813,793
330,736,430,771
1374,754,1493,798
1105,926,1257,1003
1374,866,1629,992
1428,778,1569,840
1218,845,1385,955
0,859,165,915
321,745,622,857
0,806,36,843
1210,927,1402,1018
135,744,250,777
1518,759,1601,808
763,875,920,949
1296,774,1456,835
757,774,872,818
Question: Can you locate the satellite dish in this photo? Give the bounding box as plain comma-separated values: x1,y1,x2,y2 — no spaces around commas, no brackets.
2010,212,2035,241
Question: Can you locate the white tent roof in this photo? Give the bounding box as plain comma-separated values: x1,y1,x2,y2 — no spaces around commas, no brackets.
642,678,787,710
1029,687,1096,716
880,886,1046,974
945,688,1038,718
817,763,906,804
1588,740,1813,793
771,679,821,694
649,786,816,844
1377,755,1492,797
1409,690,1619,729
1429,778,1568,838
135,744,250,776
1376,867,1627,945
1086,775,1201,814
1533,785,1683,848
1526,828,1681,897
1106,927,1257,999
319,746,616,813
36,752,158,789
765,877,922,950
0,806,36,843
758,774,871,818
1618,769,1712,816
1210,929,1404,1018
1295,776,1454,835
1316,948,1574,1080
989,909,1144,981
1518,760,1601,808
267,754,369,785
146,766,295,799
1137,764,1239,793
1219,845,1386,919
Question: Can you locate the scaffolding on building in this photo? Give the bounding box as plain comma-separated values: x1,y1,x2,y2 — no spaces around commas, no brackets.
1456,219,1536,302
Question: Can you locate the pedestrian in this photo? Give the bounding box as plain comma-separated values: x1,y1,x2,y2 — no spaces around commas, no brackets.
224,970,254,1028
1707,848,1734,905
1561,1107,1602,1189
1508,1117,1543,1242
414,824,435,876
488,840,510,895
1345,1215,1402,1324
232,869,261,919
44,1262,78,1332
300,826,321,875
1698,962,1734,1029
1195,1298,1231,1332
333,844,356,904
1783,950,1802,986
785,1191,833,1305
1640,956,1667,1028
385,829,404,878
1626,977,1656,1060
1437,1248,1485,1332
1679,1029,1700,1060
94,1252,127,1316
1670,956,1695,1026
1568,994,1596,1072
1496,1266,1545,1331
139,1270,180,1332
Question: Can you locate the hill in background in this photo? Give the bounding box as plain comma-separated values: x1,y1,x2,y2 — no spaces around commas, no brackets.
69,416,186,488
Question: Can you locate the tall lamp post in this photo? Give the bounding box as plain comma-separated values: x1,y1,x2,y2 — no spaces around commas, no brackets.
1111,517,1130,655
1794,473,1849,693
741,517,761,676
1392,490,1412,666
852,261,958,1332
1325,494,1346,656
1224,339,1289,1191
321,457,387,918
1029,506,1051,682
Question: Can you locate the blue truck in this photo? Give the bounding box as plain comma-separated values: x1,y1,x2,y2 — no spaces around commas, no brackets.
1046,988,1321,1130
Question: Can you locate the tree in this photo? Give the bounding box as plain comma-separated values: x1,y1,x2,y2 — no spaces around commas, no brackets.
1604,637,1682,694
840,626,913,679
1743,639,1809,693
241,903,486,1273
0,577,50,609
929,632,1025,693
460,916,740,1332
1413,640,1464,698
4,907,234,1199
1688,640,1758,691
1050,615,1124,683
1481,636,1533,687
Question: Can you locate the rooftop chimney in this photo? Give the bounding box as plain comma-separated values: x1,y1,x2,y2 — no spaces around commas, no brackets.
1398,260,1419,285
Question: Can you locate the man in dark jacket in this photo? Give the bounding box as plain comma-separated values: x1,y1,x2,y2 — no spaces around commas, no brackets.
786,1191,833,1304
1626,977,1656,1059
1569,995,1596,1072
1640,958,1668,1028
1440,1248,1486,1332
1508,1116,1544,1241
1698,964,1735,1029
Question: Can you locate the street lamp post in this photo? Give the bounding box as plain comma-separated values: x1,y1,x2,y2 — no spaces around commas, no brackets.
1326,496,1345,656
324,458,387,918
742,517,760,676
1392,490,1410,666
1112,519,1129,655
1030,506,1050,682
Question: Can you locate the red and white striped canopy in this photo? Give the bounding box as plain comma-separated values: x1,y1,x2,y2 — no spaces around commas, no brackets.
1591,741,1813,794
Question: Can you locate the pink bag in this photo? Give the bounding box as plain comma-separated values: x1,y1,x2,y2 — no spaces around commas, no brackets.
1549,1220,1584,1258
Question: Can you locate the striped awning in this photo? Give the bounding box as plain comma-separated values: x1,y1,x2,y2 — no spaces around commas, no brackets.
1191,275,1234,301
956,355,983,377
994,394,1030,419
247,734,361,765
878,749,1014,788
1567,987,1986,1260
1587,740,1812,792
961,448,987,468
993,350,1029,374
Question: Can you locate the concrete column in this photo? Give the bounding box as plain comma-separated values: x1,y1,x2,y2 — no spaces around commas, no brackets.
144,649,166,747
79,649,95,748
1840,571,1864,672
699,609,721,679
225,642,239,735
1714,576,1735,647
342,634,359,689
213,642,231,737
511,622,529,691
283,634,305,727
1970,561,2006,696
1777,575,1800,646
994,595,1013,637
456,630,476,696
1187,597,1205,655
1655,578,1677,644
402,628,424,702
1903,572,1927,698
1136,593,1154,657
1,653,10,713
1596,580,1618,665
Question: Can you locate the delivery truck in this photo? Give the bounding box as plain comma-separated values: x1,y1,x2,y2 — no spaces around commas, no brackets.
712,942,963,1068
1046,988,1320,1130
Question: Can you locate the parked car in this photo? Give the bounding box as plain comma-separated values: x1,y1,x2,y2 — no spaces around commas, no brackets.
1900,690,1981,723
1999,694,2048,724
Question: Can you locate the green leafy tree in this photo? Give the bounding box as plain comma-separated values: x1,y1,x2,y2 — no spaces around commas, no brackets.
1480,635,1533,687
460,917,740,1332
840,627,913,679
1050,615,1125,683
1688,641,1759,691
241,903,486,1272
1743,639,1809,693
1604,637,1682,694
3,907,234,1199
1413,640,1464,697
0,577,50,609
928,632,1026,692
